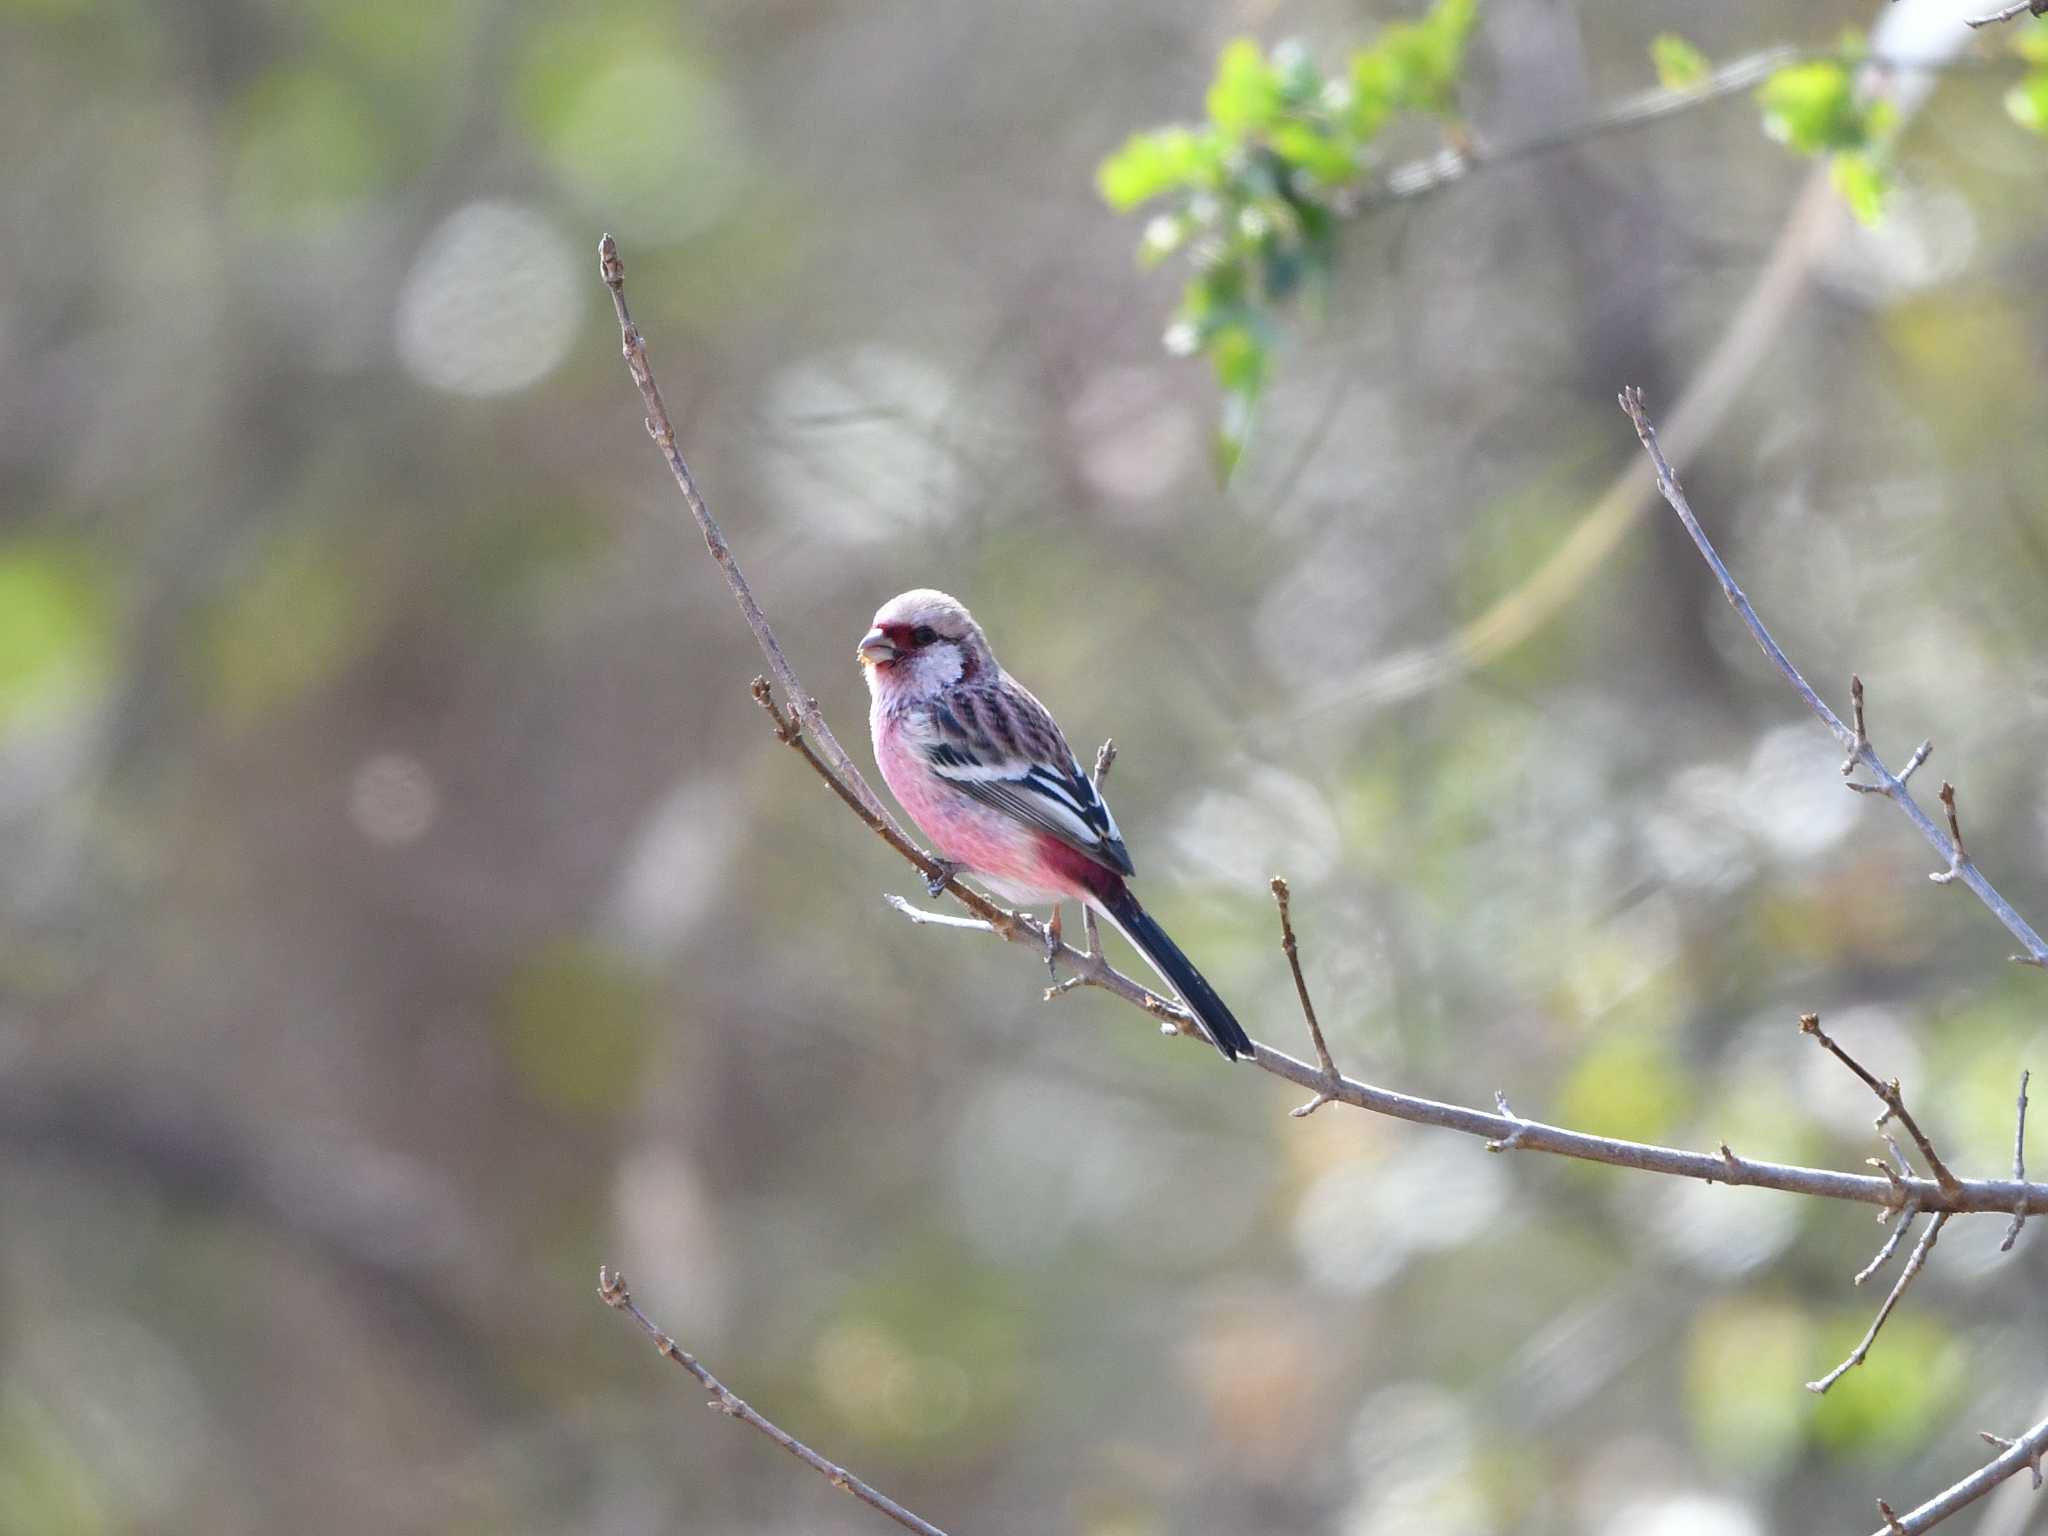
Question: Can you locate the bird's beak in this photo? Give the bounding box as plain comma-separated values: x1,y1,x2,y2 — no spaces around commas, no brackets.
858,627,898,664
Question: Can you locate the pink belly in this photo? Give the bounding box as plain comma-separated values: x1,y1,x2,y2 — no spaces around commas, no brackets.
874,714,1084,904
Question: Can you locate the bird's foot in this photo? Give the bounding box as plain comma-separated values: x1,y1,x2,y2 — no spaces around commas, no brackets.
923,856,963,898
1043,906,1062,978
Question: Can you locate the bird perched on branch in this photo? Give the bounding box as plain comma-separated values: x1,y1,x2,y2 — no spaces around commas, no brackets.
859,588,1252,1061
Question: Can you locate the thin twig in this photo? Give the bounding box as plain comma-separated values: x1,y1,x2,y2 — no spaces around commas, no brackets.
596,1267,951,1536
602,237,895,832
1855,1202,1921,1286
2004,1069,2031,1252
881,895,997,932
1799,1013,1963,1196
1843,674,1869,777
1617,388,2048,970
1270,876,1339,1116
1928,782,1967,886
1358,45,2009,213
1807,1212,1948,1394
1084,741,1114,961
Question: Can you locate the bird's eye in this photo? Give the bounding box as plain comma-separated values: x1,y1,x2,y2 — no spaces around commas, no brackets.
911,625,938,646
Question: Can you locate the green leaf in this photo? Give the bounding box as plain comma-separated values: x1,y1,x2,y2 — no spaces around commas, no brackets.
1209,320,1268,394
1207,38,1282,137
1831,151,1887,223
1347,50,1397,140
1268,119,1357,185
1650,33,1710,91
1096,127,1207,210
1215,389,1257,478
2014,18,2048,66
1755,60,1863,155
1376,0,1480,113
2007,71,2048,135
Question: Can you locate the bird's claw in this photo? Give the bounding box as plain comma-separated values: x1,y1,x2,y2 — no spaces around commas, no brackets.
1043,906,1062,978
923,857,962,898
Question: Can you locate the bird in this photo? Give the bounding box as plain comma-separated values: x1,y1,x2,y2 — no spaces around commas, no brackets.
858,588,1253,1061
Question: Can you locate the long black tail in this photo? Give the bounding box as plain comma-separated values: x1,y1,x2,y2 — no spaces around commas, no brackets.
1095,885,1253,1062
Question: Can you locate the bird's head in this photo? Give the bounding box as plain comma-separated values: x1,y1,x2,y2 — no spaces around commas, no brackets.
858,589,990,698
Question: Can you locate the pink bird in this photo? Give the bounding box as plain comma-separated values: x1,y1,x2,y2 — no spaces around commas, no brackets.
860,589,1252,1061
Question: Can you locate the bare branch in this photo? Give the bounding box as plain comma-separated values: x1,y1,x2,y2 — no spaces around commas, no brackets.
1854,1201,1920,1286
597,1267,951,1536
2005,1069,2032,1252
1865,1411,2048,1534
1616,388,2048,970
1807,1213,1948,1395
603,238,896,833
1799,1013,1963,1196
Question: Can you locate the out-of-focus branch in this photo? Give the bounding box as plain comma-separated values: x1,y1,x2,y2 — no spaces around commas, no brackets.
1965,1,2047,28
1618,388,2048,970
597,1268,951,1536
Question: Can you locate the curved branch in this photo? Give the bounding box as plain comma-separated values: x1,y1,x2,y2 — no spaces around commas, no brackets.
599,237,897,835
1619,388,2048,968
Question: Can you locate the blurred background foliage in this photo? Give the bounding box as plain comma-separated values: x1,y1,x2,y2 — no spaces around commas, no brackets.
4,0,2048,1533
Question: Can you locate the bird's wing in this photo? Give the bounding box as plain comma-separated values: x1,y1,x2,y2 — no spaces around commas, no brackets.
912,678,1134,876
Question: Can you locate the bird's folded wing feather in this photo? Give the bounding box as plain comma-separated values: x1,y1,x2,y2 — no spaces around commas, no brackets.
910,680,1133,876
